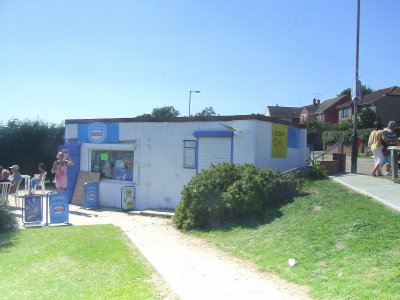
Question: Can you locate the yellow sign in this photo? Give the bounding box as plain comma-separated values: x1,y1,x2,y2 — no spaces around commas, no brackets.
271,124,288,158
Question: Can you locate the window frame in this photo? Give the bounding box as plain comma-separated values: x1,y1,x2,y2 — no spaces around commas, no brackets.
183,140,196,169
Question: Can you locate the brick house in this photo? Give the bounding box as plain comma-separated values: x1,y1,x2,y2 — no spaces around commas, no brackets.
337,86,400,125
265,106,301,123
299,95,351,124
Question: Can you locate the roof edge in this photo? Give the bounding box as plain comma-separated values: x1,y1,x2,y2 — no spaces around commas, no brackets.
65,114,305,128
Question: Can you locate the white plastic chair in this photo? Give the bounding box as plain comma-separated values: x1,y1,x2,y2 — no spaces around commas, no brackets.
9,180,22,207
21,175,31,196
33,172,47,195
0,182,11,205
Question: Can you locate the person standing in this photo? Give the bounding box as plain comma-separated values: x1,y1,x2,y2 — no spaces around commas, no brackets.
368,122,387,176
51,152,74,192
383,121,399,176
9,165,22,193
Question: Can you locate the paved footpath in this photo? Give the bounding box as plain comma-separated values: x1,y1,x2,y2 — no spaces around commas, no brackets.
66,206,310,300
331,173,400,212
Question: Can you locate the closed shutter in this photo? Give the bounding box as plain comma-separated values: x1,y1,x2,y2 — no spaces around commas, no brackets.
198,137,232,172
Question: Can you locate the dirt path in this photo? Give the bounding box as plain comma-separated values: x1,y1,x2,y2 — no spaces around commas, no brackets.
65,206,311,300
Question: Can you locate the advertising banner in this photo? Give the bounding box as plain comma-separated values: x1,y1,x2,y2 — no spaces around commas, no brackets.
271,124,288,158
49,192,69,224
84,182,98,209
23,195,43,223
121,186,135,210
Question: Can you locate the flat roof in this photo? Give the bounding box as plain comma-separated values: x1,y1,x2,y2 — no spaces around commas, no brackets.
65,114,305,128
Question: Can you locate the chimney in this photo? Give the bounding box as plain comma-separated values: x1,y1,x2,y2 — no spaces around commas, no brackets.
313,98,316,106
317,99,320,105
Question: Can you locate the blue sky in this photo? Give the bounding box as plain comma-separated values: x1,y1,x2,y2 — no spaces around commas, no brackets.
1,0,399,124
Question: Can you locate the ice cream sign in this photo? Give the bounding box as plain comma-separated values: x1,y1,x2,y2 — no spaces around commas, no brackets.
88,122,107,143
84,182,98,209
78,122,119,143
52,203,66,215
48,193,69,224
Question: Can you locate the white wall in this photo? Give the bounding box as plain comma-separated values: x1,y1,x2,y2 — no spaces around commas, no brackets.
66,119,306,209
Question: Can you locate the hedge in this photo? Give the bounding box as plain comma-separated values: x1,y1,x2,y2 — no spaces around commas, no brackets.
322,128,373,143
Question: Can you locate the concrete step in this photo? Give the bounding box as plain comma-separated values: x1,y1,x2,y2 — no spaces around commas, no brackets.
128,209,175,219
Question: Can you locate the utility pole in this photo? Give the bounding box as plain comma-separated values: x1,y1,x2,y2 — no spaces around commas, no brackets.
351,0,361,174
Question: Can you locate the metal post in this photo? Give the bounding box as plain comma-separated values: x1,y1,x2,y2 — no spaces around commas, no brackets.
189,91,192,117
188,90,200,117
351,0,361,174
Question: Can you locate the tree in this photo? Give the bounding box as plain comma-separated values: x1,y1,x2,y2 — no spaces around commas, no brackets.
135,106,180,118
0,119,64,176
304,119,325,145
359,107,377,129
338,85,374,98
194,107,218,117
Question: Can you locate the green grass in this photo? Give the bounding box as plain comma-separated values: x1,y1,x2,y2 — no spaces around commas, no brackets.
192,180,400,300
0,225,168,300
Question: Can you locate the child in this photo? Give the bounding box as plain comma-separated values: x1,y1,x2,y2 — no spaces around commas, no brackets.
30,163,46,194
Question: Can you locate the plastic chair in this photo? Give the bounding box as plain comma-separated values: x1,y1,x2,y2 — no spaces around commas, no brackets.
21,175,31,196
0,182,11,205
9,180,22,207
33,172,47,195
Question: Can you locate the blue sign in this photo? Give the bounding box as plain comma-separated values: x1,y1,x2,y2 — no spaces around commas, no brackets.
49,193,69,224
84,182,98,209
24,195,43,223
77,122,119,143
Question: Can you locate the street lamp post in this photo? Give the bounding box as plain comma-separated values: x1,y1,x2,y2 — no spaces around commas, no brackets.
351,0,361,174
189,90,200,116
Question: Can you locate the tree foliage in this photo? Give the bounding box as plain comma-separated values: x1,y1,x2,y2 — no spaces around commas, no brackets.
338,85,374,98
359,107,377,129
136,106,180,118
304,119,325,144
0,119,64,177
151,106,180,117
194,107,217,117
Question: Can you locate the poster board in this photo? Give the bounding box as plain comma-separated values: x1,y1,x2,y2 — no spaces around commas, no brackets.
84,182,99,208
72,172,100,205
271,124,288,158
23,195,43,224
48,192,69,224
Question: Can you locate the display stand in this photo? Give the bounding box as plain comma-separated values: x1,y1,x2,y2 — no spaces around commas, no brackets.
121,186,135,211
45,192,70,226
22,195,43,227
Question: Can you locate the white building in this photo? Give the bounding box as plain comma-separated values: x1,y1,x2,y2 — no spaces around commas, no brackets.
64,115,307,209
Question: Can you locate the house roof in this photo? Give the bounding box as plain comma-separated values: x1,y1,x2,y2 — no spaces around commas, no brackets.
313,94,350,115
266,106,301,119
337,86,400,108
302,104,317,114
65,114,305,128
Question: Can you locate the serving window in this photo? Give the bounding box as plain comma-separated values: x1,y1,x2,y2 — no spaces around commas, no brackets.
90,149,134,181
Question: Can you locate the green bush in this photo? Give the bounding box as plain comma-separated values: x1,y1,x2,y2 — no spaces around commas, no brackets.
310,161,327,180
173,163,300,230
0,204,18,232
322,128,373,144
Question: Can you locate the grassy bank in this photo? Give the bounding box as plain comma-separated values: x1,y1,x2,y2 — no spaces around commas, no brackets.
0,225,169,299
193,180,400,300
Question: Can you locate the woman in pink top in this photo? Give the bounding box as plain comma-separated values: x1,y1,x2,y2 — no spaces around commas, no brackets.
51,152,74,191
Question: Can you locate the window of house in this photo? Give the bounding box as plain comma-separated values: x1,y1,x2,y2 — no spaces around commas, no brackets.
183,140,196,168
301,114,308,122
90,150,134,181
341,108,350,118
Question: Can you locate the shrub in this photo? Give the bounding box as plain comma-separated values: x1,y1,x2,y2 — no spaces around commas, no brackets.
310,161,327,180
0,204,18,232
173,163,300,230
